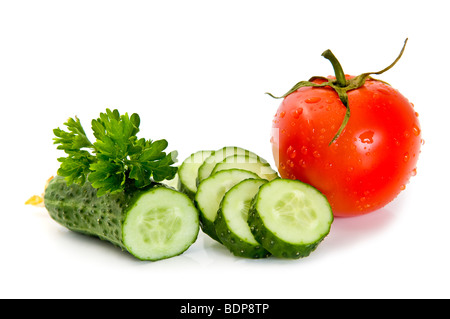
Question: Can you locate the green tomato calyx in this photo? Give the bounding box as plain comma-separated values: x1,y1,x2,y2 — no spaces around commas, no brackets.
266,38,408,145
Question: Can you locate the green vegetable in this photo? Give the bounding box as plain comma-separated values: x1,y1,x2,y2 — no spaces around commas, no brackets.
248,179,333,258
196,146,260,185
181,146,331,260
46,109,199,261
214,178,271,258
178,150,213,200
53,108,178,196
194,168,259,242
45,176,199,261
211,154,279,181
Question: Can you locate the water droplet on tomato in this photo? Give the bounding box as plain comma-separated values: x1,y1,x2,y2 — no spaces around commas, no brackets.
411,168,417,176
415,112,419,117
400,184,406,191
300,145,308,155
312,150,321,158
377,88,389,95
421,138,426,145
286,160,294,168
286,146,297,159
359,130,374,144
291,108,303,119
280,162,286,170
279,111,286,118
403,152,410,163
412,125,421,136
404,130,411,139
299,159,307,168
305,97,321,104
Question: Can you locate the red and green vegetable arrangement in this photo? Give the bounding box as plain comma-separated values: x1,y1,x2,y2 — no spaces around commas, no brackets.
31,39,421,261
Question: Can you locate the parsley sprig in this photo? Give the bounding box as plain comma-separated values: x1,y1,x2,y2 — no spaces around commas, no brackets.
53,109,178,196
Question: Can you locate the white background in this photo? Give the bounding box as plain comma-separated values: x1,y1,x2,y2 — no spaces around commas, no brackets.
1,0,449,299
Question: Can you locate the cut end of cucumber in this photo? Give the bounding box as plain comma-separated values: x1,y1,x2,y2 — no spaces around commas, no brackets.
258,179,332,245
178,150,213,199
123,187,199,261
249,179,333,259
195,168,260,241
197,146,260,183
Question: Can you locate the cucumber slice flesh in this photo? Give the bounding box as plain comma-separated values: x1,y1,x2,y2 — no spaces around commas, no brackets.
178,150,213,198
197,146,260,184
249,179,333,258
212,154,278,181
123,187,199,261
195,168,260,241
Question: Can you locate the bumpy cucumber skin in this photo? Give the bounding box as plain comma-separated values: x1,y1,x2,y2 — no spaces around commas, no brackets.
247,195,327,259
44,176,131,250
215,208,271,259
196,208,221,243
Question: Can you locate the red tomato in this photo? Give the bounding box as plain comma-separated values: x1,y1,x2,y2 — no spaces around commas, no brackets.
270,76,422,217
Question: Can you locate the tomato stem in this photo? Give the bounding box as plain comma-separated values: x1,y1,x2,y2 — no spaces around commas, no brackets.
321,50,347,87
266,39,409,145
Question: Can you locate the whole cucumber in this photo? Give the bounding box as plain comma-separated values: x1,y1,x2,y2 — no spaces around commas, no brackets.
44,176,199,261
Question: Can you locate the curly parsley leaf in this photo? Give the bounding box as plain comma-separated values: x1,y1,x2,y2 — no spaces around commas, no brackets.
53,108,178,196
53,117,96,185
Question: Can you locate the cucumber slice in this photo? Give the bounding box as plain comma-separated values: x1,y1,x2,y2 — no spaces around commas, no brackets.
123,187,199,261
178,150,213,199
248,179,333,259
195,168,260,242
45,176,199,261
215,179,271,258
197,146,260,185
212,154,279,181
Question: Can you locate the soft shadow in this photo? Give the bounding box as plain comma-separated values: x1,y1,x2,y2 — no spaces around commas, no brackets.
320,207,396,254
201,232,233,258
